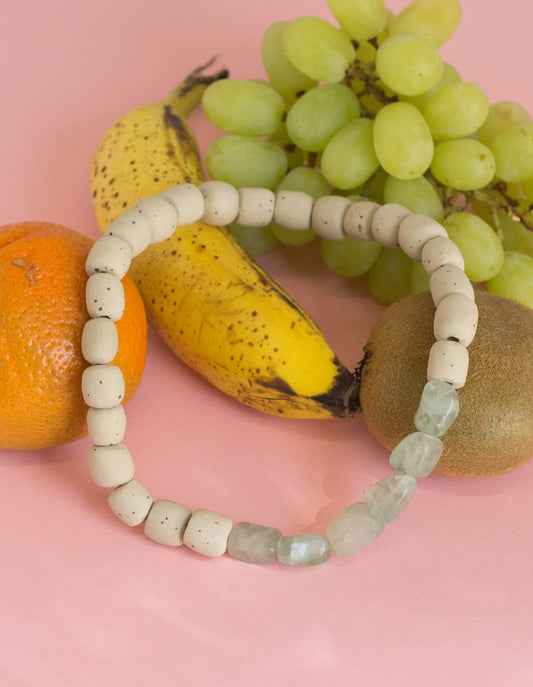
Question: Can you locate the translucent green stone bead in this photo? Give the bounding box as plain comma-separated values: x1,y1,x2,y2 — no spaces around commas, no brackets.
414,379,459,437
365,472,417,524
227,522,281,564
327,502,384,557
277,534,332,567
389,431,443,477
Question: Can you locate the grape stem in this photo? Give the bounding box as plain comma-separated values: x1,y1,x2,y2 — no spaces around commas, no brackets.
345,58,397,115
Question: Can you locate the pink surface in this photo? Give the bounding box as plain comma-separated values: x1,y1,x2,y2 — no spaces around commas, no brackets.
1,1,532,685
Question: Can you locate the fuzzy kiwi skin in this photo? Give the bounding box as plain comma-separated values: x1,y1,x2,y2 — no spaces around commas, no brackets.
359,290,533,477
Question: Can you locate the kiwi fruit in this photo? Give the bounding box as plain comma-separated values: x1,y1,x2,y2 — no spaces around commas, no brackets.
358,290,533,477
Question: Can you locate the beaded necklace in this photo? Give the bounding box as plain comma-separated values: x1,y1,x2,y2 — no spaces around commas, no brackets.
81,181,477,566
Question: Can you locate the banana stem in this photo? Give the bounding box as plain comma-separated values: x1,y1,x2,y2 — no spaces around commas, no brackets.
165,57,229,118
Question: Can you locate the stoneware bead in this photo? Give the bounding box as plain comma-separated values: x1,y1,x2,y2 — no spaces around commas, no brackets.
85,235,132,279
277,534,332,567
421,236,465,275
434,292,479,347
397,213,448,261
199,180,240,225
311,195,351,240
389,431,444,478
108,479,153,527
415,379,460,436
236,187,275,227
365,472,417,524
160,183,205,229
183,509,233,557
370,203,410,247
327,502,384,557
86,405,127,446
342,200,380,241
104,209,152,257
429,264,475,307
81,364,125,409
88,442,135,488
81,317,119,365
427,339,469,389
85,272,125,321
227,522,281,565
133,195,179,243
144,499,192,547
273,190,314,231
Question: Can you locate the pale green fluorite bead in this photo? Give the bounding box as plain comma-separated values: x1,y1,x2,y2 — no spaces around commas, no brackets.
414,379,459,437
327,502,384,557
277,534,332,567
227,522,281,564
389,431,443,477
365,472,417,524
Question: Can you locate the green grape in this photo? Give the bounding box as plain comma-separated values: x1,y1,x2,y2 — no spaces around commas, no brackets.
261,21,317,104
228,223,279,258
205,135,288,189
498,212,533,258
321,117,379,190
490,124,533,183
409,259,430,293
383,175,444,221
400,62,461,110
321,235,381,277
487,251,533,308
477,101,532,146
268,124,305,170
430,139,495,191
201,79,285,136
443,212,504,282
375,33,443,96
285,84,361,153
388,0,462,47
368,246,413,304
326,0,387,41
365,166,388,204
423,82,489,141
281,16,356,85
373,102,434,179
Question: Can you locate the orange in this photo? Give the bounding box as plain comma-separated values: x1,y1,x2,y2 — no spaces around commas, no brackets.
0,221,147,450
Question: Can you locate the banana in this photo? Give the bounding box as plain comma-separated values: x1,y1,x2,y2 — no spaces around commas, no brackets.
89,61,357,419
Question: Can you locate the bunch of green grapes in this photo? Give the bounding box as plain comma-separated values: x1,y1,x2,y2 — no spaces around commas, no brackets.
201,0,533,309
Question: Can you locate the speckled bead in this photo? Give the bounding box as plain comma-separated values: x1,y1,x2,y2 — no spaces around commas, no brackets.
227,522,281,564
183,509,233,557
273,190,314,231
277,534,332,566
389,431,443,478
199,180,240,225
132,196,177,243
144,499,192,547
434,292,479,347
327,502,384,557
81,317,119,365
85,272,125,321
86,405,127,446
365,472,417,524
429,264,475,307
398,213,448,261
104,209,152,257
236,188,275,227
88,442,135,488
311,195,351,240
81,364,125,409
421,236,465,275
342,200,380,241
85,235,132,279
427,340,469,389
108,479,153,526
159,183,205,229
370,203,410,247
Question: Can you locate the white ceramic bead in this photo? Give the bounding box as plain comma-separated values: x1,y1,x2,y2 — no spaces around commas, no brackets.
183,509,233,557
144,499,192,547
370,203,411,247
108,479,153,527
434,292,479,347
160,183,205,228
85,272,125,321
311,195,351,240
273,190,314,231
199,180,240,225
421,236,465,275
104,209,152,257
85,235,132,279
81,317,119,364
236,188,275,227
427,339,469,388
429,264,475,307
397,213,448,260
88,442,135,488
81,364,125,409
133,195,178,242
342,200,380,241
87,405,127,446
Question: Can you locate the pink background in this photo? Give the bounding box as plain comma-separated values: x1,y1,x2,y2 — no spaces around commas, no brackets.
1,1,532,685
